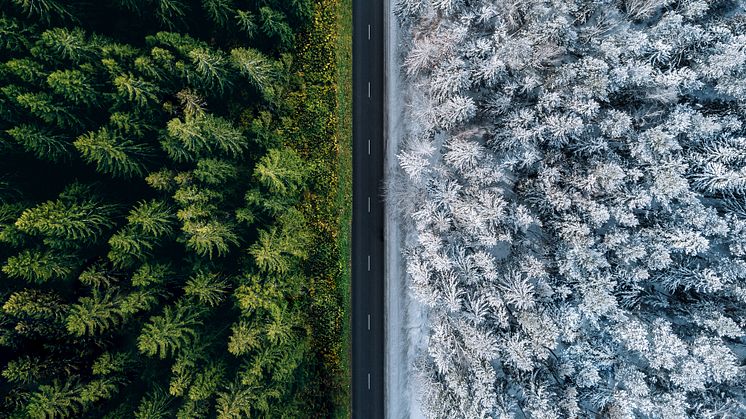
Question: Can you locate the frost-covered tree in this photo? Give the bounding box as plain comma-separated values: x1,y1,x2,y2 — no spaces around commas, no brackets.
393,0,746,416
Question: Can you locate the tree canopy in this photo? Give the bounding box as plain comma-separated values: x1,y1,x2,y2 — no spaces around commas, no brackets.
394,0,746,417
0,0,344,416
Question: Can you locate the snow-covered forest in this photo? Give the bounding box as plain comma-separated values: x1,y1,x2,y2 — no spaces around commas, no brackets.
391,0,746,417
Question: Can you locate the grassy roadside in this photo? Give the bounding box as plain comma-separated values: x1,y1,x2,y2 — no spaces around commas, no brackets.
286,0,351,415
334,0,353,416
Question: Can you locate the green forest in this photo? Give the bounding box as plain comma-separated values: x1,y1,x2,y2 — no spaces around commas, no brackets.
0,0,352,417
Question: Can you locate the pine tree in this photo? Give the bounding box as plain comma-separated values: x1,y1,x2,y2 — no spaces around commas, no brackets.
623,0,675,20
253,148,310,197
2,356,47,384
91,352,131,376
234,278,282,315
264,307,295,346
202,0,234,28
66,289,124,336
131,263,172,288
258,7,294,50
145,169,177,192
0,16,34,53
15,198,116,242
11,0,76,24
118,288,158,316
14,91,81,129
188,47,233,94
34,27,97,64
25,380,83,419
160,135,197,163
108,227,156,268
230,48,276,99
0,0,330,416
234,10,257,38
78,377,121,407
193,159,238,185
175,89,207,119
74,127,151,178
46,69,98,105
168,346,200,397
184,271,229,307
109,111,153,138
248,228,291,274
128,200,175,238
176,398,210,418
227,320,259,356
3,288,67,320
138,303,201,359
237,335,306,397
2,249,76,282
3,58,46,85
6,125,72,162
249,210,311,274
164,114,247,159
135,388,173,419
215,382,253,419
154,0,190,30
173,185,221,212
286,0,314,22
187,362,225,401
182,219,239,259
113,73,160,108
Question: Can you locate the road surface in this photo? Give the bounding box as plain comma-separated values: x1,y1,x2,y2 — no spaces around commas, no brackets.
352,0,384,417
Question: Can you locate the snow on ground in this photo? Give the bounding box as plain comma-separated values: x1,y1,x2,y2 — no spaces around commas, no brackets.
384,2,427,418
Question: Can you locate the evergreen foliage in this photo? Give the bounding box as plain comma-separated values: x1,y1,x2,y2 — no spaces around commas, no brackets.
137,303,200,359
0,0,346,416
15,198,116,242
2,250,76,282
6,124,72,162
74,127,151,178
230,47,276,98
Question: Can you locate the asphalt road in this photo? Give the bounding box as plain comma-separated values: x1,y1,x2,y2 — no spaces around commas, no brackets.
352,0,384,418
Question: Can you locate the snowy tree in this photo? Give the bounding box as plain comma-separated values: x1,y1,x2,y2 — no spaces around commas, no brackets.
393,0,746,416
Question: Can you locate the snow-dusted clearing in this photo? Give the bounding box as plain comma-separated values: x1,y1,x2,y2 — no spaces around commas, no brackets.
391,0,746,417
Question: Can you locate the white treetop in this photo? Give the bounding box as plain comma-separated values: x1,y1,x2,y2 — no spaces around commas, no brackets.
393,0,746,416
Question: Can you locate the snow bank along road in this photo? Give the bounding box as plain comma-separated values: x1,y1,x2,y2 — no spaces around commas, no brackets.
352,0,384,418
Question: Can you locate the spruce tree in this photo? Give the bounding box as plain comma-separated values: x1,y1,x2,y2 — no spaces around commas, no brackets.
15,198,116,242
6,124,72,162
138,303,201,359
0,0,329,415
